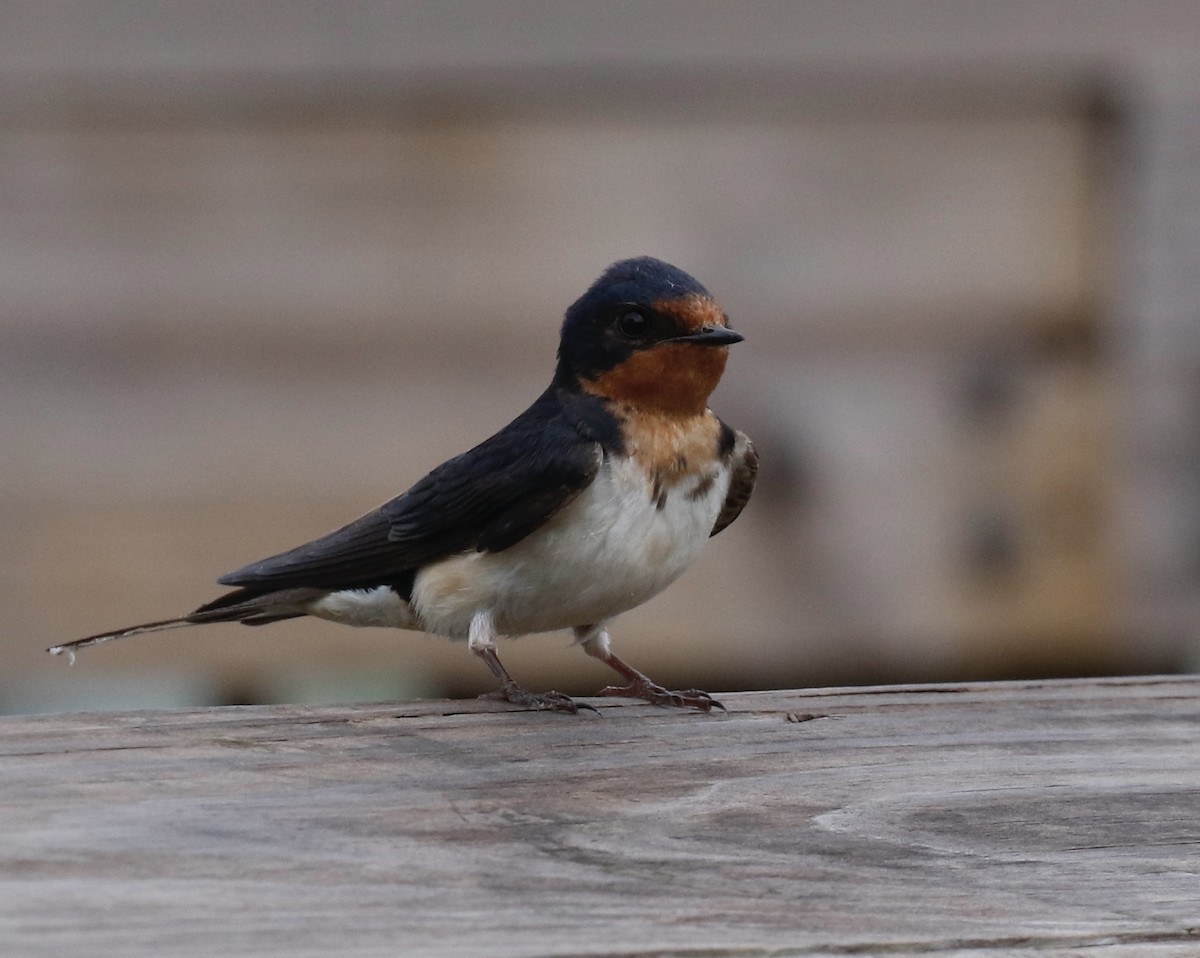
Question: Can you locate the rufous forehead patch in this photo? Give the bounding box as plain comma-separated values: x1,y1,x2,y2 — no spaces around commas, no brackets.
655,294,728,333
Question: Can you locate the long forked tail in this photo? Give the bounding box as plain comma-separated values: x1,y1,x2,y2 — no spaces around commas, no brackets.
47,587,322,662
48,617,200,662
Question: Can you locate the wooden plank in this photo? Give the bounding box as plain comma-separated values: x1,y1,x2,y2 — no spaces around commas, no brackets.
2,676,1198,957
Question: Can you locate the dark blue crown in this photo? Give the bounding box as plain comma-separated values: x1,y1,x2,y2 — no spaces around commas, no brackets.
568,257,710,318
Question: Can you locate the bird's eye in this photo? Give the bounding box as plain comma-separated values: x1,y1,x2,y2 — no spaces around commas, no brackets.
616,309,651,339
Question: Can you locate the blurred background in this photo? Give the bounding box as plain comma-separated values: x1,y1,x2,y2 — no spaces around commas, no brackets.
4,1,1200,714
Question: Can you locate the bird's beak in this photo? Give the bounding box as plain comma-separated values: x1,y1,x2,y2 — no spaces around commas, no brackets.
672,325,745,347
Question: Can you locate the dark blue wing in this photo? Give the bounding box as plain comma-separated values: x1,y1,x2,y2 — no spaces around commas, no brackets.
217,388,609,591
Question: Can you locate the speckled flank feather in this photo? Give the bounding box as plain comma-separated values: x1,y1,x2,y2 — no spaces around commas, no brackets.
615,408,725,498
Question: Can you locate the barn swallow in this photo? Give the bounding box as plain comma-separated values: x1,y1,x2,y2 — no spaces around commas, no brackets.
50,256,758,714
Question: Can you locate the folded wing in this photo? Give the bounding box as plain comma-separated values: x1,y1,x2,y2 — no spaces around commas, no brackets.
218,390,604,592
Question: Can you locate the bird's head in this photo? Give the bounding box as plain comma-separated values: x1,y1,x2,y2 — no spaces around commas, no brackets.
554,257,742,417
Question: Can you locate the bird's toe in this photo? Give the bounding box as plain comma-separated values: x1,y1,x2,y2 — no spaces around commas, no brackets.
598,681,724,713
485,682,599,715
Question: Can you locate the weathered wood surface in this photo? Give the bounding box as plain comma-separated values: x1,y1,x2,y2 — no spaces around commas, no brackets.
3,676,1199,958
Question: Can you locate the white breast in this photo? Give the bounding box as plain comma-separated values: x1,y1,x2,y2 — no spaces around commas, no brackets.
409,453,731,639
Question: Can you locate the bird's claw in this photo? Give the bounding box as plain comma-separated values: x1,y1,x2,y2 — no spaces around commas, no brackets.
482,684,600,715
598,682,725,713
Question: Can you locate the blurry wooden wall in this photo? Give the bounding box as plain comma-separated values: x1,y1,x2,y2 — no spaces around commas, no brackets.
4,2,1199,713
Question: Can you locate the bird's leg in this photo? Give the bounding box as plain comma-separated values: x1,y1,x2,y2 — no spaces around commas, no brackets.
574,625,725,713
469,610,595,714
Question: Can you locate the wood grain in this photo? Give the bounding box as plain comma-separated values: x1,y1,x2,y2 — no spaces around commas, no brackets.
3,676,1199,957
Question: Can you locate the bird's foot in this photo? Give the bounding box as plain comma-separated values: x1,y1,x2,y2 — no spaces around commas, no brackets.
481,683,600,715
597,679,725,713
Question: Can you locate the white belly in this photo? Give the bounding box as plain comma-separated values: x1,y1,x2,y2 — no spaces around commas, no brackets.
312,454,729,639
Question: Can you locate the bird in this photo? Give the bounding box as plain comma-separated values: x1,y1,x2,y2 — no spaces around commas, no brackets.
49,256,758,714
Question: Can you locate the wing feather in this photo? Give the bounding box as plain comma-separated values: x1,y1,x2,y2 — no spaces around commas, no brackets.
218,389,605,590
